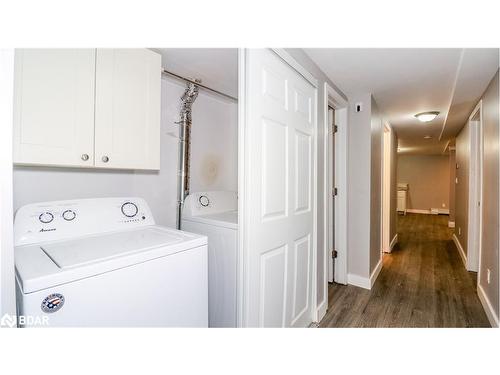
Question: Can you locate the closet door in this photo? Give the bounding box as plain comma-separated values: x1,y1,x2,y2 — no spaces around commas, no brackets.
13,49,96,167
94,49,161,170
241,49,317,327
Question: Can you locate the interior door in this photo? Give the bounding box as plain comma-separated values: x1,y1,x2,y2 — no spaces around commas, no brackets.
94,49,161,170
13,49,96,167
243,49,316,327
328,106,335,283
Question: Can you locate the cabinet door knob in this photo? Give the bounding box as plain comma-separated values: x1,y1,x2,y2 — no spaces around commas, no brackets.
81,154,89,161
102,156,109,163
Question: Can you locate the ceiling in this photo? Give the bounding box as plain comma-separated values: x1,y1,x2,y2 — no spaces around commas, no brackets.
305,48,499,155
152,48,238,99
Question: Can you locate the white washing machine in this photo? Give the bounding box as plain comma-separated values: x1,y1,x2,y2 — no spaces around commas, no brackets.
14,197,208,327
181,191,237,327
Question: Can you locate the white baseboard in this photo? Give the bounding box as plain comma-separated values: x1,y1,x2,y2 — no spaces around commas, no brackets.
477,283,499,327
431,208,450,215
406,208,450,215
452,234,467,267
315,298,328,323
389,234,398,252
347,259,383,291
370,258,383,288
448,221,455,228
406,209,432,214
347,273,371,290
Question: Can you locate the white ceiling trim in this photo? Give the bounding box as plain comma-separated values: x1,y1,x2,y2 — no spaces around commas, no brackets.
442,139,451,155
439,49,464,141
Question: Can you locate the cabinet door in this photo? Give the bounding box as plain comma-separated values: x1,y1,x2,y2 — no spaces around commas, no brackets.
13,49,96,167
94,49,161,170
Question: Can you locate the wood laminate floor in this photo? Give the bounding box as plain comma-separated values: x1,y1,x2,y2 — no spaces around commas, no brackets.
319,213,491,328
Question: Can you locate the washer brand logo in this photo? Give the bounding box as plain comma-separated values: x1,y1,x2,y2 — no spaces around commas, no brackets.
41,293,65,313
39,228,56,232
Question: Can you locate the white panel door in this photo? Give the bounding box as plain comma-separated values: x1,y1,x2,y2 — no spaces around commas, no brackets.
243,49,316,327
94,49,161,170
13,49,96,167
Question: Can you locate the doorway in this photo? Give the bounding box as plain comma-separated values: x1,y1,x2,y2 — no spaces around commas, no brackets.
467,101,483,273
319,82,349,321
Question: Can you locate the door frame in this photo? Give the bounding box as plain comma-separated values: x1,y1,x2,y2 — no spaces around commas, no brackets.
320,82,348,318
0,49,16,318
381,123,393,253
326,105,335,284
467,100,483,273
237,48,319,327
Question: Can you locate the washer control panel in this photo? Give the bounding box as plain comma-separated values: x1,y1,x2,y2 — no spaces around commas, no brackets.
183,191,237,218
14,197,155,247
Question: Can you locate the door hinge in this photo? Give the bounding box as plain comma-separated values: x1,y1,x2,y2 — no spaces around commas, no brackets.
332,250,338,259
333,125,338,133
333,187,338,196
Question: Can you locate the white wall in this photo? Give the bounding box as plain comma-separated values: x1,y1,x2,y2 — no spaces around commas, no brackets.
190,91,238,192
13,77,238,228
397,154,451,211
347,94,386,285
0,49,16,317
347,93,372,280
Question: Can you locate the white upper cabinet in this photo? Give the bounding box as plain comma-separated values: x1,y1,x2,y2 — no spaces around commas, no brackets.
13,48,161,170
94,49,161,170
13,49,96,167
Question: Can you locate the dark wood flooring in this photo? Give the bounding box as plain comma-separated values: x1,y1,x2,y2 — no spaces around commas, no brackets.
319,213,491,328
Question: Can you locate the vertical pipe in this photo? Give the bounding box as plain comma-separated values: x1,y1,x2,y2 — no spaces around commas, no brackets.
176,81,200,229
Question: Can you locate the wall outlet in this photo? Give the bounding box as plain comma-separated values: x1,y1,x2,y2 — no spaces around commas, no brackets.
442,203,446,208
487,269,491,284
458,227,461,235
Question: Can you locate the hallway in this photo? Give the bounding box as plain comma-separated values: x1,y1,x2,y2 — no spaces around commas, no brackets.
319,214,491,328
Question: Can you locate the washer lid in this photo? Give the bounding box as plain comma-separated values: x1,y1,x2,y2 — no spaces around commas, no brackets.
41,227,184,269
182,210,238,229
15,225,207,293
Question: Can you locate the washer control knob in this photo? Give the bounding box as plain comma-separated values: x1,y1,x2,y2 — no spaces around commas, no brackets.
62,210,76,221
199,195,210,207
39,212,54,224
121,202,138,218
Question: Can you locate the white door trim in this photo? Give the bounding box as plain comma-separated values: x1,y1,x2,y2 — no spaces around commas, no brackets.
0,49,16,317
382,123,393,253
271,49,318,88
236,48,246,327
323,82,348,306
467,100,483,273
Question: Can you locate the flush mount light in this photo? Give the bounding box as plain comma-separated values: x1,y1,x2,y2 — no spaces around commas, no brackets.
415,111,440,122
424,135,432,139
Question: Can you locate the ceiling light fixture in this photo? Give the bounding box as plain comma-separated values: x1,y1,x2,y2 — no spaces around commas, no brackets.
415,111,440,123
424,135,432,139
